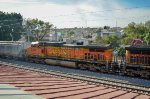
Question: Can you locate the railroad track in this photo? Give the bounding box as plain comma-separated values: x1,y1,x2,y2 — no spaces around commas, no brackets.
0,61,150,96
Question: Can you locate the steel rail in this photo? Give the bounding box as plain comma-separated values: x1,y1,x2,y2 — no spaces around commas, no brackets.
0,61,149,95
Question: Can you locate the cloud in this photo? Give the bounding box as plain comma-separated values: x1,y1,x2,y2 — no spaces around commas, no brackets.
0,0,150,28
46,0,86,5
0,0,86,5
0,0,40,4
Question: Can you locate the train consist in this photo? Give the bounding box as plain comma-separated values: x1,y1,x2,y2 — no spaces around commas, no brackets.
0,41,149,78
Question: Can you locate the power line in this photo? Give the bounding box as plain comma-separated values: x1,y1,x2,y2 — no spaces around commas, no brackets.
0,6,150,22
0,6,150,21
0,15,149,27
0,14,149,28
49,6,150,18
50,15,150,23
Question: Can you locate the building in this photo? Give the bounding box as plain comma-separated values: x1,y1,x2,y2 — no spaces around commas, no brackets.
96,29,123,38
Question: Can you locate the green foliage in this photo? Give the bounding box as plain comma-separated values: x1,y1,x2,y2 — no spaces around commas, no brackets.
0,11,23,41
104,26,110,30
121,33,135,45
96,27,103,32
144,31,150,45
95,34,119,48
117,47,126,57
145,20,150,27
23,18,53,41
67,31,75,38
103,35,118,44
103,35,119,48
122,20,150,45
95,35,103,43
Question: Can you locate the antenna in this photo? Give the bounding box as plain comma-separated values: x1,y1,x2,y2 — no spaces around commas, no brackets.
116,20,117,32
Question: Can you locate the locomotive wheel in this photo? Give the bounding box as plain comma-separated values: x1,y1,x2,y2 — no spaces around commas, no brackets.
126,70,134,76
78,63,86,70
89,64,96,71
140,72,149,79
99,66,106,73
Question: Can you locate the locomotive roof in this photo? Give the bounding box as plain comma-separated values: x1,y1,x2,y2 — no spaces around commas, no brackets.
125,45,150,50
63,44,111,49
32,42,111,49
0,42,24,46
0,41,25,43
32,42,65,46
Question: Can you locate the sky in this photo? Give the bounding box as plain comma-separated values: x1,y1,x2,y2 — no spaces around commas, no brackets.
0,0,150,28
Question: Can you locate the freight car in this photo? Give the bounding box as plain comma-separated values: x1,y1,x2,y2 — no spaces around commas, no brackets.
0,41,30,58
125,45,150,78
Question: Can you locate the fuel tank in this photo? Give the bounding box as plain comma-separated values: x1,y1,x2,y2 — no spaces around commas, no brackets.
45,59,76,68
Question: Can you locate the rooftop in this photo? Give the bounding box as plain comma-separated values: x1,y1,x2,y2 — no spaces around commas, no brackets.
125,45,150,50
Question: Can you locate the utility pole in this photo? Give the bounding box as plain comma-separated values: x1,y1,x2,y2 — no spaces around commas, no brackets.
116,20,118,32
0,26,2,41
54,26,57,42
23,19,30,42
27,27,31,42
10,29,14,41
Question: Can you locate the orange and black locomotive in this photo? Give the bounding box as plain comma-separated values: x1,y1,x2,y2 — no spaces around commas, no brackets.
27,42,113,72
125,45,150,78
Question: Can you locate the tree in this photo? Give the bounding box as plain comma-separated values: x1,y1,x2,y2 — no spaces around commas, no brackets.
95,34,120,48
67,31,75,38
144,20,150,45
122,20,150,45
103,35,119,48
145,20,150,27
123,22,136,36
96,27,103,32
23,18,53,41
104,26,110,30
0,11,23,41
95,35,103,43
121,33,135,45
144,31,150,45
117,47,126,62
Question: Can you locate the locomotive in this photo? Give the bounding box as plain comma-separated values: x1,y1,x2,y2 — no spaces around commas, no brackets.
27,42,114,72
0,41,149,79
126,45,150,78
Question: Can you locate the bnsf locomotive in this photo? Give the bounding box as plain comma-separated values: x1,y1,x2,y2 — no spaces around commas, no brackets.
125,45,150,78
0,41,149,78
27,42,113,72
